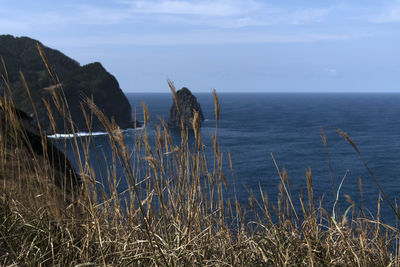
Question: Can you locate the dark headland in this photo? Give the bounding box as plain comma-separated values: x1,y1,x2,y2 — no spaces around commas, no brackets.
0,34,137,133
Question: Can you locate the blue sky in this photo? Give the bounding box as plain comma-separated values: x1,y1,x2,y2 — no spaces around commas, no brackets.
1,0,400,92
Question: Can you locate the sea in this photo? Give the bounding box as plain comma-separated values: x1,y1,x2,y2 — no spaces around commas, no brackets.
54,93,400,226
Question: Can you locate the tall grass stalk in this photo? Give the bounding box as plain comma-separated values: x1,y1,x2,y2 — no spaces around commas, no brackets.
0,46,399,266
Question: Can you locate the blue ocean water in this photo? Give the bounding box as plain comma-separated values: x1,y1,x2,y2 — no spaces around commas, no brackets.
62,93,400,225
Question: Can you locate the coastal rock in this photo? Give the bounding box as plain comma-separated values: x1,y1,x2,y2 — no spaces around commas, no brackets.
0,34,136,133
0,103,80,193
168,87,204,129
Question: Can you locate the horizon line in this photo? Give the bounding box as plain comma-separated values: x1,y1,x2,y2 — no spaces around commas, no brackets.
124,91,400,94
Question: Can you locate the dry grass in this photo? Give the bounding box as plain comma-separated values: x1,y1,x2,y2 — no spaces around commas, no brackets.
0,47,399,266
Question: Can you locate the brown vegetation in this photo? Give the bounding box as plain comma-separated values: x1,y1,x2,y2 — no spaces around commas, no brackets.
0,47,399,266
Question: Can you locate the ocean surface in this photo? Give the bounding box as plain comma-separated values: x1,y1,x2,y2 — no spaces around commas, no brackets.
57,93,400,226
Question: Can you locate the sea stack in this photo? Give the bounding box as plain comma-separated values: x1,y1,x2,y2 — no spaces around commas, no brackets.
168,87,204,129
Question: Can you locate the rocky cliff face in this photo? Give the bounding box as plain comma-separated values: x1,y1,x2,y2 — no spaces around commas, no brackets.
168,87,204,129
0,35,135,133
0,102,80,193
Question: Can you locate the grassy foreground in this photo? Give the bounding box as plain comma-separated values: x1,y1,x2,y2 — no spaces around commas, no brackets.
1,51,400,266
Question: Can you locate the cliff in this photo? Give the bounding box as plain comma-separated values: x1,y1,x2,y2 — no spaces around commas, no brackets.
168,87,204,129
0,100,80,195
0,35,135,133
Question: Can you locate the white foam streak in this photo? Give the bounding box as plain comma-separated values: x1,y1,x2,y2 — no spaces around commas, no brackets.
47,127,144,139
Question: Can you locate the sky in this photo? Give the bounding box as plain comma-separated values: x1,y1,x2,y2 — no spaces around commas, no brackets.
1,0,400,93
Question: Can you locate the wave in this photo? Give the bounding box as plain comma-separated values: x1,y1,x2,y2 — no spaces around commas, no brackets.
47,132,108,139
47,127,144,139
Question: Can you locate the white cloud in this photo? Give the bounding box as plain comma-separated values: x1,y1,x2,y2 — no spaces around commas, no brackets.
288,8,329,24
324,68,337,76
121,0,259,17
57,1,330,28
370,5,400,23
155,7,330,28
118,1,330,27
70,8,123,24
43,31,357,47
2,0,366,47
0,1,332,31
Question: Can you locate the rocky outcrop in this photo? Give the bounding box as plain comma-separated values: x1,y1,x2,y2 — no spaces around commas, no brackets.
0,35,136,133
168,87,204,129
0,102,80,193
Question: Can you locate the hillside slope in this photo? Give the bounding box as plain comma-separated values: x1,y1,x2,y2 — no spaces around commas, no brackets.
0,35,134,133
